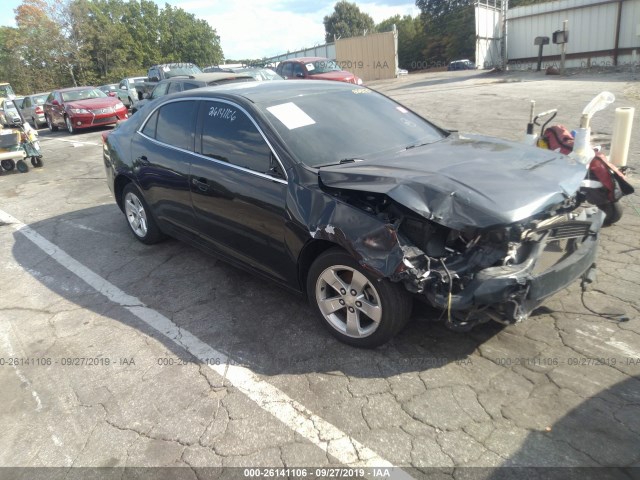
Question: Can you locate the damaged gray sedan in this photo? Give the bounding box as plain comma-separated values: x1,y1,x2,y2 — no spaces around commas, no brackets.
103,80,604,348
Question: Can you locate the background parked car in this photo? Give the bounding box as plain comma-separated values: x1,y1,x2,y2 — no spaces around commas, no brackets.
98,84,132,107
276,57,363,85
44,86,128,134
229,67,283,81
13,96,25,110
20,92,49,128
0,82,16,100
131,72,254,114
118,76,147,106
448,59,477,70
136,63,202,100
0,98,23,126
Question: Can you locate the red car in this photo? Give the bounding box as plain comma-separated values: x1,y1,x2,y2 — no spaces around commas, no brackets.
276,57,363,85
44,87,129,134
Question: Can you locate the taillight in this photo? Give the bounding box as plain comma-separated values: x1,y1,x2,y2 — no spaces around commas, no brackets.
35,106,43,114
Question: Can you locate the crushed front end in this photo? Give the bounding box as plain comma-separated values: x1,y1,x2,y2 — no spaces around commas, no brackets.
394,202,605,330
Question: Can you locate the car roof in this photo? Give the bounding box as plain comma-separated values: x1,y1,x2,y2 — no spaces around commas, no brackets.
54,86,98,92
282,57,328,63
169,79,359,105
159,72,253,84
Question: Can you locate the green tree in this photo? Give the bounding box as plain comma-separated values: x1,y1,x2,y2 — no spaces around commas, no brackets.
159,3,222,66
417,0,475,65
8,0,75,92
323,1,375,43
377,15,426,70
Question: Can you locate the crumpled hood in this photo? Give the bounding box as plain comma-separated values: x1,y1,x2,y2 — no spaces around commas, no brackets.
318,133,588,230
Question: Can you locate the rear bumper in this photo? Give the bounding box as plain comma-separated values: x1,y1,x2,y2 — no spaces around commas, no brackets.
425,207,605,316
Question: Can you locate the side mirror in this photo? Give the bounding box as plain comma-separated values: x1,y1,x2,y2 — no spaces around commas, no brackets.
120,85,127,90
51,100,59,106
108,92,117,97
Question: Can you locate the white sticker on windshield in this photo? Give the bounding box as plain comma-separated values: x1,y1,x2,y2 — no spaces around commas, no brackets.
396,106,408,113
266,102,315,130
305,63,315,71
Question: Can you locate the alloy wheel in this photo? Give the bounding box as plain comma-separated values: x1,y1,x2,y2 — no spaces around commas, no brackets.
124,191,148,238
315,265,383,338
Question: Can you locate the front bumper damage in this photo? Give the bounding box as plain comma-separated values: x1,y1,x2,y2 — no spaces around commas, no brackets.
400,207,605,329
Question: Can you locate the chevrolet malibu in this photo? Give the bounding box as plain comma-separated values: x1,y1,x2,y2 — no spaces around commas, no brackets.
102,81,604,347
44,86,128,134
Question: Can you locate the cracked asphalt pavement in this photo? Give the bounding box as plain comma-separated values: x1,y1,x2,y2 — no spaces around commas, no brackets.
0,69,639,479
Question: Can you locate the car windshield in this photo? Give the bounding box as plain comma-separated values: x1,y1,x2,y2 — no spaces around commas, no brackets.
62,88,107,101
308,60,341,75
260,87,445,168
3,100,17,111
0,84,15,97
164,65,202,78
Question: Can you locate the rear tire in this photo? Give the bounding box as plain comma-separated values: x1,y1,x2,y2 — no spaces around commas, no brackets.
122,183,165,244
307,248,412,348
1,160,15,171
31,156,43,167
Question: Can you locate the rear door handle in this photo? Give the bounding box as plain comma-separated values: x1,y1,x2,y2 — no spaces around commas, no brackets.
136,155,149,166
192,177,209,192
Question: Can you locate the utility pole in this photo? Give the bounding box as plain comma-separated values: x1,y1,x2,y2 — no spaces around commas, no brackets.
560,20,568,75
501,0,509,70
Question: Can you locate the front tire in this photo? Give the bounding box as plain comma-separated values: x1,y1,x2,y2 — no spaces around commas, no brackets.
65,115,75,134
599,201,623,226
122,183,164,244
16,159,29,173
307,248,412,348
46,115,58,132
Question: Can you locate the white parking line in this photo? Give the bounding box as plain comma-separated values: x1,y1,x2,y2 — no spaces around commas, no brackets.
39,137,101,147
0,325,43,412
0,208,412,476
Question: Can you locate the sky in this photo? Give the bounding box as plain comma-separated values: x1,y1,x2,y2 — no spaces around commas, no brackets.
0,0,420,60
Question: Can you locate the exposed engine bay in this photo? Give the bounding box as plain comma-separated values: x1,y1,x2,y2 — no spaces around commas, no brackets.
321,187,604,331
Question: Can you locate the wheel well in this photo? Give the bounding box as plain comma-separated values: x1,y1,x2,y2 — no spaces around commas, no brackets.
297,240,342,296
114,175,132,211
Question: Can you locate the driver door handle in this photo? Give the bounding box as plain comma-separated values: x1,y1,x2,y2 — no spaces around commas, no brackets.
192,177,209,192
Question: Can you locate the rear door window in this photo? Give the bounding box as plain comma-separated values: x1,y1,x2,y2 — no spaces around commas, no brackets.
167,81,182,94
154,100,198,151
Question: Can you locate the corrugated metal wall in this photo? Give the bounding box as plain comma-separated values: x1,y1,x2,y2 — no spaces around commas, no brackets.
507,0,640,68
475,1,503,68
265,44,337,66
334,31,398,81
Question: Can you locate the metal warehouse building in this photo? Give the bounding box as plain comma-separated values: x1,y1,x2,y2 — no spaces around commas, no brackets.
476,0,640,69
